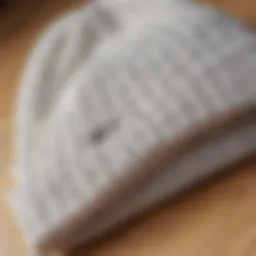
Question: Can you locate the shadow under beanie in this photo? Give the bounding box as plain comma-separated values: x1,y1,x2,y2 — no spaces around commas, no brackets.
9,0,256,255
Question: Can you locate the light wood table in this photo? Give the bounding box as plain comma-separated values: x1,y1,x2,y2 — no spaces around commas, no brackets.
0,1,255,256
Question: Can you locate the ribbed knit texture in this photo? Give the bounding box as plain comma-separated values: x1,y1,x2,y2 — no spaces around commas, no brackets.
10,0,256,254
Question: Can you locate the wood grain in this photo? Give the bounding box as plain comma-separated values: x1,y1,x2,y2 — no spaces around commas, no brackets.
0,1,255,256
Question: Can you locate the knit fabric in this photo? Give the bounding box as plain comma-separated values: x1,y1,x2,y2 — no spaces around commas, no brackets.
10,0,256,254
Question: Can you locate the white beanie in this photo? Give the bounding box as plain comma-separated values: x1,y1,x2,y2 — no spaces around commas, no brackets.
10,0,256,254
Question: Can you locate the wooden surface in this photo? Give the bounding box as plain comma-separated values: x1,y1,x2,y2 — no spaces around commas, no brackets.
0,1,255,255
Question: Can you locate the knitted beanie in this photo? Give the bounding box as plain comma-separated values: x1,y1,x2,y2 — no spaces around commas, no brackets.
10,0,256,254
